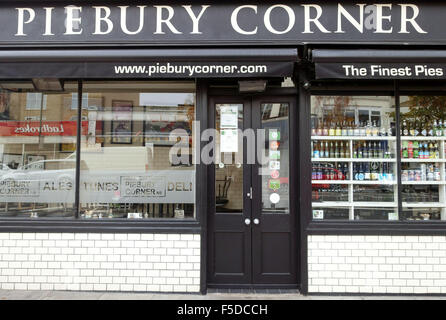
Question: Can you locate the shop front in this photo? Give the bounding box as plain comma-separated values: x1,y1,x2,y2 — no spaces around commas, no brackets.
2,0,446,296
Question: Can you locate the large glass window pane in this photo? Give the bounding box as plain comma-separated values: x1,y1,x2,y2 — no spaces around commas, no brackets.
400,95,446,221
79,81,196,219
0,83,78,218
311,95,398,221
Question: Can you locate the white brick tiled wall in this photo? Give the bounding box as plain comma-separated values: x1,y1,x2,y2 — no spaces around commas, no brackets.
0,233,201,293
308,235,446,294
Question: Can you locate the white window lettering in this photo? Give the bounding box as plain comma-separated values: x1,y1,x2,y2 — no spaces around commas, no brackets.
231,5,258,35
264,5,295,34
374,4,393,33
399,4,427,34
182,5,209,34
16,8,35,36
302,4,331,33
42,7,55,36
119,6,146,35
93,6,113,35
64,6,83,35
336,4,366,33
154,5,182,34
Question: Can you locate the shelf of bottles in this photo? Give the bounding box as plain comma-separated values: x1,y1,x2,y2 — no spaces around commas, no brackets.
399,119,446,221
311,119,398,221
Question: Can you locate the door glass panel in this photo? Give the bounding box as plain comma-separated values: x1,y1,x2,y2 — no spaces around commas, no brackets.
215,104,243,213
261,103,289,214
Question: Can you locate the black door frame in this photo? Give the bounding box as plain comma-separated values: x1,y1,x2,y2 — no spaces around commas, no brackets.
205,87,300,289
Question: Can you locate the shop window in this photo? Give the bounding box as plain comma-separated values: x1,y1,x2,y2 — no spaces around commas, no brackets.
79,82,196,220
399,96,446,221
26,92,47,110
0,87,78,218
311,96,398,221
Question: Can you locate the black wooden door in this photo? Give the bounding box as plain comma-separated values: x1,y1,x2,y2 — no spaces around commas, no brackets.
207,95,297,287
251,96,297,285
207,97,253,285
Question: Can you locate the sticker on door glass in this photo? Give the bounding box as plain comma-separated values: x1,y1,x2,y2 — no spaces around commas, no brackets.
270,193,280,204
269,161,280,170
313,210,324,220
220,106,238,129
269,179,281,190
269,130,280,141
220,129,238,153
269,150,280,160
270,170,280,179
270,141,280,150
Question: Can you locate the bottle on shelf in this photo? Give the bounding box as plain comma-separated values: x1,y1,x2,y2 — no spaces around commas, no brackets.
379,120,387,137
365,121,372,136
372,120,379,136
324,141,329,158
335,122,342,136
343,163,349,180
427,121,434,137
313,141,319,158
322,120,329,136
437,120,443,137
354,122,360,136
341,121,348,136
413,141,419,159
328,121,335,136
402,119,409,136
414,119,420,136
316,119,322,136
409,120,415,136
348,121,354,136
340,142,345,158
319,141,325,158
360,121,366,136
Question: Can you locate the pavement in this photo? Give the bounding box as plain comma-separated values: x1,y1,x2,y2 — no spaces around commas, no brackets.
0,289,446,300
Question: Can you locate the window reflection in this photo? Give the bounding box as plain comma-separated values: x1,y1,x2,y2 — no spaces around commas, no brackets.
0,86,78,218
79,83,196,219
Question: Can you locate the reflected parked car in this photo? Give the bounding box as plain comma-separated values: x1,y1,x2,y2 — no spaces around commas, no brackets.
0,164,12,176
0,159,77,192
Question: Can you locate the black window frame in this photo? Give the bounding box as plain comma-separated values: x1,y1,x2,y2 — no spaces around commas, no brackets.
0,79,204,234
305,79,446,235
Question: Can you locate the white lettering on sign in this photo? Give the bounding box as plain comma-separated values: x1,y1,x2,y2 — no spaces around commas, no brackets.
183,5,209,34
399,4,427,34
64,6,83,35
231,5,258,35
119,5,146,35
92,6,113,35
12,4,429,38
335,4,366,33
15,8,35,36
341,64,444,78
14,123,65,134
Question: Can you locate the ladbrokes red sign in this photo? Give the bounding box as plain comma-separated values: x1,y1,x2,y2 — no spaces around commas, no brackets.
0,121,88,136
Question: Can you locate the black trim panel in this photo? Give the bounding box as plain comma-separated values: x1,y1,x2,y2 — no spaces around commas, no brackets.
307,221,446,235
0,219,201,234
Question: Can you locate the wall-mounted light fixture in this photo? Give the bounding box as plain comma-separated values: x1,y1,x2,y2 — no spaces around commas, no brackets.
238,80,267,93
32,78,64,92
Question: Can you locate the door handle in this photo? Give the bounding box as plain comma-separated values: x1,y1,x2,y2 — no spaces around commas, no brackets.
247,187,253,199
244,218,251,225
253,218,260,225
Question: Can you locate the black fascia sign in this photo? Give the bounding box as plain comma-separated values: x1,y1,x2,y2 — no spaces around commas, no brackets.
0,1,443,45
